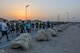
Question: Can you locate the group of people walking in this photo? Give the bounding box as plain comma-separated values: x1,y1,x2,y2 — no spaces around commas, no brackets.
0,20,54,43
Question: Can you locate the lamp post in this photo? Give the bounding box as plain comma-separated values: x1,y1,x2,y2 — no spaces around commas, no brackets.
66,12,69,22
26,5,29,20
58,14,60,25
58,14,60,22
73,17,75,22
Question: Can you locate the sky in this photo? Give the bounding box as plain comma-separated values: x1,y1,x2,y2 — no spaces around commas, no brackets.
0,0,80,21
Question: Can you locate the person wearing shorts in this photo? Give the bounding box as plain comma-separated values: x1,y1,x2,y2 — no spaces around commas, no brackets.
16,22,20,35
20,22,24,33
0,20,10,43
10,22,15,37
26,22,31,33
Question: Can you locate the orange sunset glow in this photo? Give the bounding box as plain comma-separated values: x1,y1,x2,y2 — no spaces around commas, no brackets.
0,0,80,21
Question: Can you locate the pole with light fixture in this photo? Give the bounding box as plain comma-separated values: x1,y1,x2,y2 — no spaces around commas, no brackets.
66,12,69,22
26,5,29,20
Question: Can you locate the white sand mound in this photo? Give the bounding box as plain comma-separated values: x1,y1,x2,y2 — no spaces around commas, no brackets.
11,33,32,50
53,27,58,32
36,29,52,41
0,49,5,53
47,28,57,36
58,24,71,31
58,24,65,32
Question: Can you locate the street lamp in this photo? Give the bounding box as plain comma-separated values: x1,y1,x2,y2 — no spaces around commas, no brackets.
73,17,75,22
66,12,69,22
26,5,29,20
58,13,60,22
58,13,60,25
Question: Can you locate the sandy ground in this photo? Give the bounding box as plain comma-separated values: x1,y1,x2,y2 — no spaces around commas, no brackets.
2,24,80,53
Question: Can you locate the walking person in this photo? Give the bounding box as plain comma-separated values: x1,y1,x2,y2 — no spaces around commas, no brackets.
0,20,10,43
31,22,35,31
36,22,38,31
42,22,45,29
16,22,20,36
20,21,24,33
38,21,40,29
10,22,15,37
47,21,50,28
26,21,31,33
51,22,54,29
7,21,11,34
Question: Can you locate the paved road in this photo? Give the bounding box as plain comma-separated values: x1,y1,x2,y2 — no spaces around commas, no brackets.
1,24,80,53
0,30,36,48
53,24,80,53
0,25,58,48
